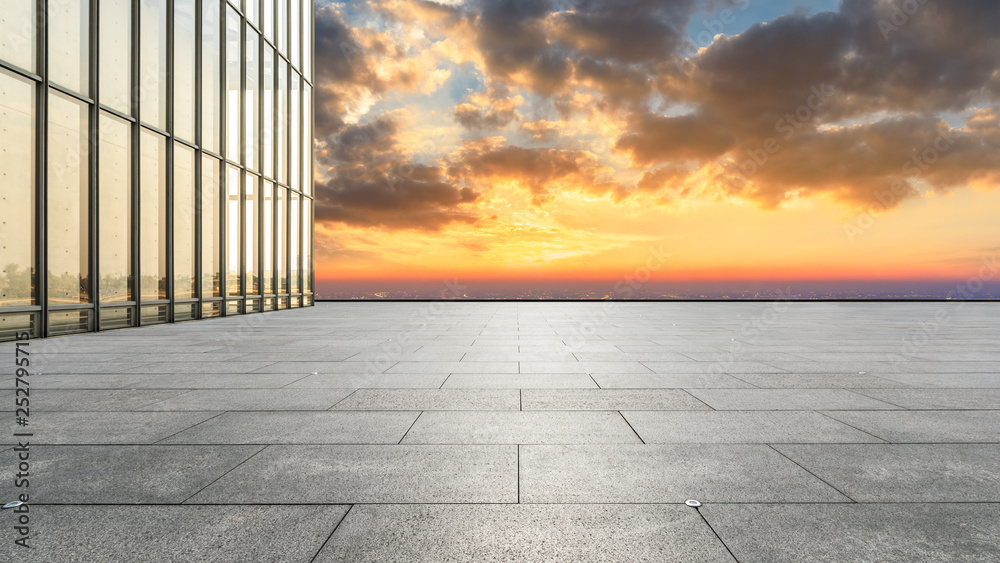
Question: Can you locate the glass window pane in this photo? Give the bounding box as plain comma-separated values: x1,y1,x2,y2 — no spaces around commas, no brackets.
202,0,221,153
174,143,196,298
290,191,299,293
263,0,273,42
245,174,259,294
139,129,167,301
0,312,37,340
100,306,134,330
262,181,273,294
202,301,221,317
0,69,36,307
98,112,131,303
47,91,90,304
303,198,311,293
302,82,311,196
202,155,221,297
278,0,287,56
140,0,168,129
277,57,287,183
49,309,91,335
174,0,197,141
276,185,286,293
100,0,131,114
226,7,241,161
245,0,257,26
290,73,300,192
141,304,167,324
290,0,300,69
302,0,311,81
226,165,241,296
262,45,274,178
0,0,35,72
49,0,89,95
174,302,197,321
245,26,259,170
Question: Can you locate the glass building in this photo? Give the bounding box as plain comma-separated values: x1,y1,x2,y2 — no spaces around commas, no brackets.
0,0,315,341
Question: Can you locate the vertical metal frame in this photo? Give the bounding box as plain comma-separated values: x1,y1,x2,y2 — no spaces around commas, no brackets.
194,0,203,313
166,0,176,322
238,11,246,302
308,0,314,299
218,0,228,313
90,0,101,330
37,0,50,336
131,0,142,325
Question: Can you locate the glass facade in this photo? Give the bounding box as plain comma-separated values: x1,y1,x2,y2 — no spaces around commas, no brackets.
0,0,314,340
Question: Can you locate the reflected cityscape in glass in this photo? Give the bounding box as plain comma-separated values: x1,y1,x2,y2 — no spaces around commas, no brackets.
0,0,314,340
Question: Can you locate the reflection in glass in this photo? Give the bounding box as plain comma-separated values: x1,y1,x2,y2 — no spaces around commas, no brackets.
290,191,299,293
263,45,274,178
174,302,197,321
263,181,274,294
303,198,312,293
245,0,257,26
0,1,35,72
141,304,167,325
262,0,274,42
0,70,35,307
290,74,300,192
202,301,221,318
202,0,221,153
100,306,133,330
47,91,89,304
202,155,221,297
276,186,286,294
140,0,168,129
278,0,287,56
100,0,131,114
246,27,259,170
291,0,300,69
139,129,167,301
48,0,89,95
303,83,312,196
226,165,241,296
303,0,311,80
174,0,197,141
174,143,196,298
277,57,287,183
226,8,241,161
98,113,132,303
49,310,91,335
245,174,259,294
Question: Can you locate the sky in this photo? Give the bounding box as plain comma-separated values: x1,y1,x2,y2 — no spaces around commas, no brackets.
311,0,1000,293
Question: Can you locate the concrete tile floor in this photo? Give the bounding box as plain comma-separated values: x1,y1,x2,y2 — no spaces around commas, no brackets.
1,301,999,561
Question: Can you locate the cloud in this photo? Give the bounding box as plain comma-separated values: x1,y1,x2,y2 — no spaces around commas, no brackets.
548,0,695,64
317,0,1000,218
452,141,628,203
616,113,735,165
314,116,482,231
453,88,522,131
315,168,480,231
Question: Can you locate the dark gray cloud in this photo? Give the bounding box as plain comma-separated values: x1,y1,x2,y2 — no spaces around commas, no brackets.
315,167,480,231
314,116,482,231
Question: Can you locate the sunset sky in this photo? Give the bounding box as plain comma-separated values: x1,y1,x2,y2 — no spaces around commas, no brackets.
312,0,1000,290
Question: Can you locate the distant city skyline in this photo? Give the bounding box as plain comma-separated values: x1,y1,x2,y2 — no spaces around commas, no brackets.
317,278,1000,301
